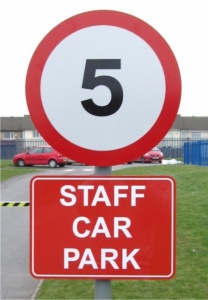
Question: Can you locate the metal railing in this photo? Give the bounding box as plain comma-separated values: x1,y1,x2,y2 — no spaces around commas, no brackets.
0,139,48,159
1,138,207,161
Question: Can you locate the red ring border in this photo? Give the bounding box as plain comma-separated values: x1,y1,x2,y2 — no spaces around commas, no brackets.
26,10,181,166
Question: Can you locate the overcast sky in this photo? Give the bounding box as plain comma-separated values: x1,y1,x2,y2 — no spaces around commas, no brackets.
0,0,208,117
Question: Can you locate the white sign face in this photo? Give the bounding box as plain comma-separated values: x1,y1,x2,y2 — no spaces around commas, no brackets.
41,26,165,151
26,10,181,166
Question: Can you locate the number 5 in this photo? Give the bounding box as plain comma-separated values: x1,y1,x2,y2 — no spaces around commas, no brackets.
81,59,123,116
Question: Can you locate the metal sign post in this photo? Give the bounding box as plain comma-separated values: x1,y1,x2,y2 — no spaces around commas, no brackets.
94,166,112,300
94,279,112,300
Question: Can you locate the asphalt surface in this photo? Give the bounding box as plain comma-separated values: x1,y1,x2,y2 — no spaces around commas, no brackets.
1,164,133,299
1,173,41,299
1,166,94,299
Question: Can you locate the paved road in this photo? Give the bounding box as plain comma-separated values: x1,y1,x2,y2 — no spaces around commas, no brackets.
1,164,133,299
1,165,95,299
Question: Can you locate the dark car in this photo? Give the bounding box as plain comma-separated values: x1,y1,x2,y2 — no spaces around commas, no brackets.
13,146,68,168
134,147,164,163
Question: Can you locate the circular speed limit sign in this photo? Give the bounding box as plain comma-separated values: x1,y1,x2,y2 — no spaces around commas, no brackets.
26,10,181,166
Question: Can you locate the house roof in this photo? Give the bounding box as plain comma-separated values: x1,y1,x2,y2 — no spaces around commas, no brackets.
172,115,208,131
1,115,36,131
22,115,36,130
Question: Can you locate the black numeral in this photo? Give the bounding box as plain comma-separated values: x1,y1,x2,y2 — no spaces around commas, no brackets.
81,59,123,116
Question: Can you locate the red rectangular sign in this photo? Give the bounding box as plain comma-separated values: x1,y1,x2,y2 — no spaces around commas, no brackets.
30,176,176,279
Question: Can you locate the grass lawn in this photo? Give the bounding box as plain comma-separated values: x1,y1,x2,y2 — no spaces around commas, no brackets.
0,159,43,181
33,164,208,299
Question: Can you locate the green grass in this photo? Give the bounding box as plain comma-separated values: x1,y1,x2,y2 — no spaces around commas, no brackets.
33,164,208,299
0,159,42,181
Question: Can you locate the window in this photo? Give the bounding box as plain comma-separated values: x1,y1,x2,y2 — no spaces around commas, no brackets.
32,130,41,138
165,131,173,138
43,147,53,153
181,131,187,139
191,132,201,140
4,132,14,139
29,147,43,154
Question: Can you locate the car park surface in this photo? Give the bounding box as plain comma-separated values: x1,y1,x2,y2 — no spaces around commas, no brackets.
1,166,95,299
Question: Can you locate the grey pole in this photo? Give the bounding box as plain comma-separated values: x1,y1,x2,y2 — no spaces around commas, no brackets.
95,166,112,176
94,280,112,300
94,166,112,300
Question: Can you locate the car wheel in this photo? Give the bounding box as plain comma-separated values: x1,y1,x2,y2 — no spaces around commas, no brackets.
17,159,25,167
49,159,57,168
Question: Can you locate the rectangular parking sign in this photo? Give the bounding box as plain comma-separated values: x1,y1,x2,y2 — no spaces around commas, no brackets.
30,176,176,279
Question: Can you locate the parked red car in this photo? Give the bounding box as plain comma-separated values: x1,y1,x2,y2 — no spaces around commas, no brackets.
13,146,68,168
134,147,164,163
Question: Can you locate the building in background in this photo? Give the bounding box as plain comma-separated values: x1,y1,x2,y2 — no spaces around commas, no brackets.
1,114,207,141
165,115,208,140
0,115,40,140
1,114,208,159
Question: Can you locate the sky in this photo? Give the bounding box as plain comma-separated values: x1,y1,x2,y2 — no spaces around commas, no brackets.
0,0,208,117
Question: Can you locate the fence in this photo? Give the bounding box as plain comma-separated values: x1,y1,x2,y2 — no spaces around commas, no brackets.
0,138,208,164
184,140,208,166
1,138,207,161
0,139,49,159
